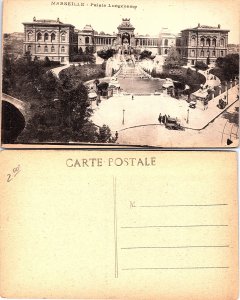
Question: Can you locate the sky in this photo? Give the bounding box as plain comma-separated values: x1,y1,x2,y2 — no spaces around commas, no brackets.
2,0,240,43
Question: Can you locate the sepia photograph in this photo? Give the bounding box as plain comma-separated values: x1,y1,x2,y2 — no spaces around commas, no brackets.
1,0,239,147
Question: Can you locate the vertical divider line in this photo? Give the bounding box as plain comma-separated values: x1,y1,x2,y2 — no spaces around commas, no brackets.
113,176,118,278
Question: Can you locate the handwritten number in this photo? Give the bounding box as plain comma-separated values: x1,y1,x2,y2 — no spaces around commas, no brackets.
7,174,12,182
7,165,21,182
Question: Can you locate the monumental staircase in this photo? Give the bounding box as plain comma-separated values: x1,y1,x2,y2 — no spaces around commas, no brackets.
117,55,151,79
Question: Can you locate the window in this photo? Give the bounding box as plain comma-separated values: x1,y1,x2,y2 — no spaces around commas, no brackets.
191,36,196,46
61,46,65,52
212,50,216,57
37,32,42,41
164,39,168,46
27,45,31,51
200,50,204,57
51,33,56,42
212,38,216,47
51,46,55,52
37,45,41,53
44,46,48,53
85,36,90,44
206,38,210,46
191,50,195,57
164,49,168,55
44,33,49,42
200,38,205,46
61,33,66,42
220,50,224,56
27,32,33,41
220,38,224,46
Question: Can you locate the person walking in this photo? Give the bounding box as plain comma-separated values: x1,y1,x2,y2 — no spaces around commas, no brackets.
115,131,118,141
158,113,162,124
132,95,134,101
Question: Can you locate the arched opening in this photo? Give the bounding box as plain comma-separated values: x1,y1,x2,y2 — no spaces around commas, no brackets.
28,32,33,41
61,33,66,42
44,46,48,53
51,33,56,42
164,49,168,55
121,32,130,45
220,38,224,46
191,36,196,46
212,38,216,47
61,46,65,53
200,38,205,46
85,36,90,44
51,46,55,52
37,45,41,53
44,33,49,41
27,45,32,52
191,49,195,57
1,101,25,143
206,38,211,46
37,32,42,41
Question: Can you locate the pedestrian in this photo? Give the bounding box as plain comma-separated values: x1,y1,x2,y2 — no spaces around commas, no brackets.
165,114,168,123
162,115,166,124
132,95,134,100
158,113,162,124
115,131,118,141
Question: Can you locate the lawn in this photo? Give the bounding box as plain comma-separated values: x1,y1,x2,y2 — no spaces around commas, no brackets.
59,64,105,84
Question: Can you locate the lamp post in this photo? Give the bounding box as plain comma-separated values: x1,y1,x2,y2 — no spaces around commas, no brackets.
122,109,125,125
186,109,189,124
225,81,228,105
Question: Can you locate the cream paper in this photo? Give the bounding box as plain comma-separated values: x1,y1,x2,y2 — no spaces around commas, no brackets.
0,150,238,299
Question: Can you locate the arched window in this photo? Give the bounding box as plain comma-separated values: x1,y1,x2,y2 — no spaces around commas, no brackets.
164,39,168,46
220,50,224,56
191,36,196,46
61,33,66,42
212,50,216,57
212,38,216,47
85,36,90,44
51,33,56,42
164,49,168,55
27,45,31,51
28,32,33,41
44,46,48,53
191,50,195,57
44,33,49,41
200,38,205,46
200,50,204,57
51,46,55,52
206,38,210,46
61,46,65,52
37,32,42,41
220,38,224,46
37,45,41,53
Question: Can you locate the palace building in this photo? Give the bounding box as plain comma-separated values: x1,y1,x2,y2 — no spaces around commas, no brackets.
23,18,229,65
23,17,78,63
180,24,229,65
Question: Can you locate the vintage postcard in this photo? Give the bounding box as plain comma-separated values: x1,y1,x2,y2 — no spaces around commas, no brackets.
0,150,238,299
1,0,239,148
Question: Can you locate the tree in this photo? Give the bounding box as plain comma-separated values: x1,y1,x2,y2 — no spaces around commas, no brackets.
215,54,239,80
195,61,208,71
164,46,183,68
78,47,83,55
97,49,116,60
139,50,152,60
44,56,51,67
206,56,210,65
